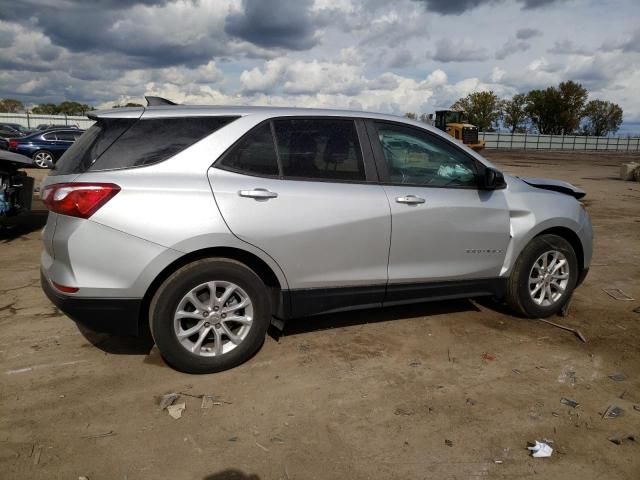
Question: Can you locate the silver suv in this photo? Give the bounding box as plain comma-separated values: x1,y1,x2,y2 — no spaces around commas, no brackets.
40,102,592,373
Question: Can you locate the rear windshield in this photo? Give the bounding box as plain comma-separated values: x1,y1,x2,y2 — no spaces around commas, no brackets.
52,116,238,176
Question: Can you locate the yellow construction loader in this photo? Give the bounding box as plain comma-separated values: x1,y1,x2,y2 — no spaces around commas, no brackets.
433,110,485,151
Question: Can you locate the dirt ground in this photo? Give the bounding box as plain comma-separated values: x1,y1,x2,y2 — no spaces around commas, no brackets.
1,151,639,480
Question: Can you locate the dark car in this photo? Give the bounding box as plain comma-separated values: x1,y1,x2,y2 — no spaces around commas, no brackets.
9,128,84,168
0,123,35,135
0,125,27,150
35,123,80,131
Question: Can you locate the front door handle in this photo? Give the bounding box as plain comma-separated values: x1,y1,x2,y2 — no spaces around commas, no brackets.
238,188,278,199
396,195,425,205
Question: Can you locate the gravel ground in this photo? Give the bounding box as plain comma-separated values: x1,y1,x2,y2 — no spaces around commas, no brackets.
1,151,639,480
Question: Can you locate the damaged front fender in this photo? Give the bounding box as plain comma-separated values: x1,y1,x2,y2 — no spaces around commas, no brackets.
518,176,586,200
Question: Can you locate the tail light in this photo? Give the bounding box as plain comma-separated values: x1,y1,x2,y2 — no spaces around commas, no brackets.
8,139,19,149
41,183,120,219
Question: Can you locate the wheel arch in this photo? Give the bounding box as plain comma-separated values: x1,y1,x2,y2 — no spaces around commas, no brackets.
139,246,286,335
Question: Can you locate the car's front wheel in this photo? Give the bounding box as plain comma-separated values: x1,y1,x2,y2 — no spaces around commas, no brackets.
149,258,271,373
33,150,54,168
506,234,578,318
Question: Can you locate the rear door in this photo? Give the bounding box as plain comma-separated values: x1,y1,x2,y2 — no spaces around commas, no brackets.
209,117,391,316
366,120,510,296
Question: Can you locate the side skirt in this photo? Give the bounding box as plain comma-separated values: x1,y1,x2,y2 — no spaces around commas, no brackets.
278,278,506,319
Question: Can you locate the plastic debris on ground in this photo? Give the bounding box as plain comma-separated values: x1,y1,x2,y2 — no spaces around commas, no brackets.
201,395,216,409
481,352,496,361
608,372,627,382
602,288,634,301
603,405,624,419
159,393,180,410
528,440,553,458
167,402,186,420
608,433,635,445
560,397,580,408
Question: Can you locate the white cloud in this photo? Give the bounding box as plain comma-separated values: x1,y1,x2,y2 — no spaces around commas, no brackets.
1,0,639,126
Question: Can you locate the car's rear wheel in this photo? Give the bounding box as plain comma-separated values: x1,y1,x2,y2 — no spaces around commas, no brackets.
505,234,578,318
149,258,271,373
33,150,53,168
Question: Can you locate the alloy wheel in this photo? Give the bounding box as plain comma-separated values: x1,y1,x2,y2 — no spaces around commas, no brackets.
528,250,570,307
173,281,253,357
34,151,53,168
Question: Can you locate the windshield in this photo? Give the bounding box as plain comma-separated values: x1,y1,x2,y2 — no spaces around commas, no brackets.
445,111,468,124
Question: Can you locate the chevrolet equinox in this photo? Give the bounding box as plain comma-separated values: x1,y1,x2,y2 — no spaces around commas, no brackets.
40,100,592,373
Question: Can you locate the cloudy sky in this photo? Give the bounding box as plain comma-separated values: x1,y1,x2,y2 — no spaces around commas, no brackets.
1,0,639,132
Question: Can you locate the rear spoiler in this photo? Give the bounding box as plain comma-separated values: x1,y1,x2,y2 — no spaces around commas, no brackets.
145,96,178,106
87,96,178,120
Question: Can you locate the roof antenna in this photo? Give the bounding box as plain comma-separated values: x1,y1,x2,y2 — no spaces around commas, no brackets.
145,96,178,106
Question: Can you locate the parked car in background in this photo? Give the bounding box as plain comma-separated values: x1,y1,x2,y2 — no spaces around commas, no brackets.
0,122,35,136
0,125,27,150
9,128,84,168
39,102,592,374
35,124,80,131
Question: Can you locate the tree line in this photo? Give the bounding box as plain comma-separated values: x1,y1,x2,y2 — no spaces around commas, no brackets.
0,99,143,116
407,81,624,137
0,98,95,116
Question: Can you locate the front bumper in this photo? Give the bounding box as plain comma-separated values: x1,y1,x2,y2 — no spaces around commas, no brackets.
41,271,143,336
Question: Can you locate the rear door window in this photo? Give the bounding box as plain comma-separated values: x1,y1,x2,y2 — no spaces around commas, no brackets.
273,118,365,182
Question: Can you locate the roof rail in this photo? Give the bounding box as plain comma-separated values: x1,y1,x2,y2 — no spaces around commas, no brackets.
145,96,178,106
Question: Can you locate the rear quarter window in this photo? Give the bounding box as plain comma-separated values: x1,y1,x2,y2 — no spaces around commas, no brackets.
52,118,137,176
90,117,238,171
52,116,238,175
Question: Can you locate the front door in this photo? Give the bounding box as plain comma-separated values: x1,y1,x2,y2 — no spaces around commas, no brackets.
367,120,510,296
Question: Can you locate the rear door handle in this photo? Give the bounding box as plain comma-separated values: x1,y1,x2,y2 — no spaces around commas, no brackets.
395,195,425,205
238,188,278,199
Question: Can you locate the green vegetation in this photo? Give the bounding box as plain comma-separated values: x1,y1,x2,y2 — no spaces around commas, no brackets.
406,80,625,136
0,99,94,116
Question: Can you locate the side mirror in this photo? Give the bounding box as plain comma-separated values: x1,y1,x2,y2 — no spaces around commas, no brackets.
482,167,506,190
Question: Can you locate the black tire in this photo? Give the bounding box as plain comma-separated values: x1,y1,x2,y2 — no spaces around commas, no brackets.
505,234,578,318
32,150,54,169
149,258,271,374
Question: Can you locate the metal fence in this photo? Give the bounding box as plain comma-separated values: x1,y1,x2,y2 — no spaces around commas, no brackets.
0,112,95,130
481,131,640,152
